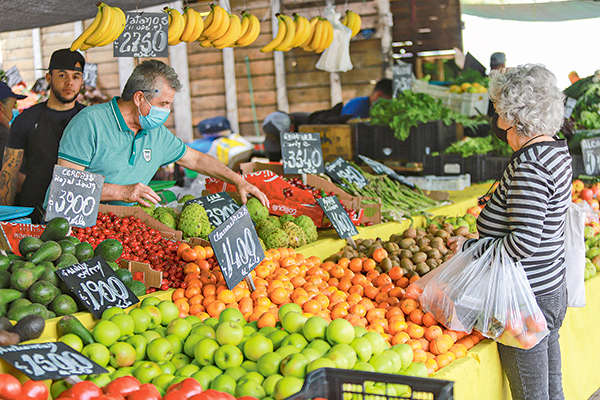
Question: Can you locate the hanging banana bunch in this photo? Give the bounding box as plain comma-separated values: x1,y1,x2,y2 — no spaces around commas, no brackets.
342,10,362,38
70,2,126,51
198,4,261,49
178,7,205,43
300,17,334,54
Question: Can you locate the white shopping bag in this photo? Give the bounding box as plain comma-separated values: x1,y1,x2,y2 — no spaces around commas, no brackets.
564,202,588,307
315,6,353,73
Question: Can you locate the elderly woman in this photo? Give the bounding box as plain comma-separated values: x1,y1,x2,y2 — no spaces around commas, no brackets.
450,64,571,400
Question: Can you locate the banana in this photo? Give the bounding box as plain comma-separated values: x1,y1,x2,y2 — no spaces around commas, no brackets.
199,37,214,47
94,6,126,47
190,10,205,42
274,14,295,51
300,17,319,49
237,12,251,41
236,12,260,47
180,7,197,42
307,18,324,52
213,14,242,49
85,3,114,46
70,3,103,51
260,14,286,52
166,7,185,45
198,8,213,41
316,20,334,53
342,10,350,27
202,4,229,40
346,10,361,38
288,14,306,48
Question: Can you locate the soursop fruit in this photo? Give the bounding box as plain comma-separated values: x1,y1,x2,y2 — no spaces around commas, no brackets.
179,194,196,203
259,225,280,242
256,218,275,233
279,214,296,224
259,238,267,252
267,216,281,229
294,215,318,243
133,202,155,216
265,229,290,250
177,203,211,239
156,212,177,230
247,197,269,222
282,221,307,248
154,206,177,219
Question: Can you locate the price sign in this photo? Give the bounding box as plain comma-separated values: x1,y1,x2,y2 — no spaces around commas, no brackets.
281,132,325,174
581,137,600,176
317,196,358,239
56,256,139,319
565,97,577,119
114,12,169,58
46,165,104,228
325,157,369,189
185,192,240,228
5,66,24,88
208,205,265,290
358,155,415,188
392,61,413,97
82,63,98,88
0,342,107,380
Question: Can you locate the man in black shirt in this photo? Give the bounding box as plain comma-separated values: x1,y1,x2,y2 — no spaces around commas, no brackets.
0,49,85,223
0,82,26,167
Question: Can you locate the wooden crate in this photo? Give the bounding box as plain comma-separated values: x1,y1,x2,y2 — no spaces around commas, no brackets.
298,124,355,163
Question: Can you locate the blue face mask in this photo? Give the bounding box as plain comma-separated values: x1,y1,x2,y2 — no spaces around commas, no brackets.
10,109,18,124
138,98,170,130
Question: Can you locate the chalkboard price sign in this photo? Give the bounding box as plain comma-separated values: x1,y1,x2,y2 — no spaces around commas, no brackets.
581,137,600,176
325,157,369,189
392,61,413,97
82,63,98,88
46,165,104,228
358,155,415,188
208,205,265,290
56,256,139,319
185,192,240,228
317,196,358,239
281,132,325,174
4,66,24,88
0,342,107,381
114,12,169,58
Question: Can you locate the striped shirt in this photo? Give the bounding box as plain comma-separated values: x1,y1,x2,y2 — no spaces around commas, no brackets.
467,139,572,296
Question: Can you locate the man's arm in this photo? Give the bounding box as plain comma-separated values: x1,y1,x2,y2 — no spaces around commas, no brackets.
176,149,269,207
57,159,161,207
0,148,24,205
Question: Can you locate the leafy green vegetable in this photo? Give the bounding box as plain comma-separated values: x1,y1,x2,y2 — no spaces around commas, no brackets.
452,68,489,88
443,134,512,158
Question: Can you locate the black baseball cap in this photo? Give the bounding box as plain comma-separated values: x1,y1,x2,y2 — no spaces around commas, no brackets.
0,81,26,101
48,49,85,72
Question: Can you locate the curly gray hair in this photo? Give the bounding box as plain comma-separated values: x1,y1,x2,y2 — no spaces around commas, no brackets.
489,64,564,137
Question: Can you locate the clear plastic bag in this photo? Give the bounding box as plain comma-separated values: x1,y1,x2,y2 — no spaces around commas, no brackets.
315,6,353,73
407,238,549,349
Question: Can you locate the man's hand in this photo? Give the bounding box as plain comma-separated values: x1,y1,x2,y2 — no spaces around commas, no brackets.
119,183,161,207
236,181,269,208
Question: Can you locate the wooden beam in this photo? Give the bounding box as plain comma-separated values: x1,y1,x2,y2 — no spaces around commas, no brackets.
31,28,43,80
117,57,135,93
272,0,289,113
376,0,393,78
220,0,239,134
330,72,342,107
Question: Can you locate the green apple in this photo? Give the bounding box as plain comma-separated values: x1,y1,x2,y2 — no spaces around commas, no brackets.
147,338,174,362
58,333,83,352
224,366,247,382
142,330,161,343
326,350,348,369
262,374,283,396
353,361,375,372
154,326,167,337
368,354,394,374
407,362,428,378
354,326,367,337
391,344,414,370
236,336,249,354
273,376,303,400
330,344,357,368
302,316,328,342
277,303,302,322
185,315,202,326
281,333,308,350
219,308,246,325
382,350,402,373
305,339,331,356
183,334,203,359
126,334,148,361
243,325,258,337
111,369,134,379
50,380,70,400
326,319,355,345
259,326,278,336
399,368,415,377
191,323,216,339
157,301,180,326
152,373,176,391
216,321,244,346
157,360,176,375
275,345,300,358
171,353,191,369
88,373,112,387
110,313,135,340
241,360,258,372
257,352,284,377
300,348,321,364
243,333,274,361
170,376,187,386
167,318,192,340
109,342,136,368
306,357,336,373
247,320,258,330
191,370,213,391
350,337,372,363
236,378,266,399
281,312,307,334
268,330,289,350
176,364,200,377
141,305,162,330
240,371,264,384
214,344,243,370
200,365,223,379
129,308,151,334
165,334,183,355
82,343,110,367
365,384,385,395
210,374,237,395
280,353,308,379
363,332,387,355
102,306,125,320
93,320,121,347
204,318,219,327
195,338,220,366
133,361,162,384
141,296,161,307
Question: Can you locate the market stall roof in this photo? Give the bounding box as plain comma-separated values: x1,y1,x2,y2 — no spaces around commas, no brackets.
0,0,177,33
461,0,600,21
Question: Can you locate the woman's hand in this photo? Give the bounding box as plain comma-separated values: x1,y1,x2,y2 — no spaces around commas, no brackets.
448,236,467,253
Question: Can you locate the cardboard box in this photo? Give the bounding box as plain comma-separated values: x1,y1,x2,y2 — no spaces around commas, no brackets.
98,204,183,240
298,124,355,162
120,259,163,289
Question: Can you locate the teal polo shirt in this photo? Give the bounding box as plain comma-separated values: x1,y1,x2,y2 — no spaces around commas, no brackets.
58,97,187,206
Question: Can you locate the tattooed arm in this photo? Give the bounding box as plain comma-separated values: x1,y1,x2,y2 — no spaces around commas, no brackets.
0,147,24,205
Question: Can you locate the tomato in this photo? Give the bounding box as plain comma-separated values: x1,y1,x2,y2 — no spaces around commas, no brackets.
0,374,22,399
126,384,160,400
20,381,48,400
102,377,141,397
69,381,102,400
92,395,125,400
13,396,38,400
188,389,236,400
166,378,202,398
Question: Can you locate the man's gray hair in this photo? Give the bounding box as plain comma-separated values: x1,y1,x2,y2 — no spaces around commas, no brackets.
489,64,565,137
121,59,182,101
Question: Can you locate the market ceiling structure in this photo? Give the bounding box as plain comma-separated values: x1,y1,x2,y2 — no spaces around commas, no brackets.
461,0,600,21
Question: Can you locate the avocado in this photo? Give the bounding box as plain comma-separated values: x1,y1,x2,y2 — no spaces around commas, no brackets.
57,315,94,345
18,237,43,257
0,289,24,306
40,217,71,242
54,254,79,269
10,266,46,291
7,254,24,261
7,303,49,322
9,314,45,343
75,243,94,262
9,298,31,311
17,262,37,270
38,265,60,287
0,303,6,317
61,236,80,246
0,255,10,272
37,261,55,270
9,260,25,273
107,261,119,271
28,281,61,306
94,239,123,262
58,240,77,256
115,269,133,285
0,316,12,331
28,241,62,265
128,280,147,297
0,271,10,289
50,294,78,317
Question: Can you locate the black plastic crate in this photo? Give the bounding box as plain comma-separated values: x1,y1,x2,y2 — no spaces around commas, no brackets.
469,155,511,183
571,154,585,178
423,154,469,176
285,368,454,400
355,121,457,163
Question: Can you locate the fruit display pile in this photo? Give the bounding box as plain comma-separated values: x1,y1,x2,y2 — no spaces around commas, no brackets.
0,374,48,400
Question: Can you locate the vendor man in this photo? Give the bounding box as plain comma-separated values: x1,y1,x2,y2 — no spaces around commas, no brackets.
341,78,393,119
55,59,268,207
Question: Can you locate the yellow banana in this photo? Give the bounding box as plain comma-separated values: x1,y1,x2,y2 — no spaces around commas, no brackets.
342,10,350,27
300,17,319,49
94,6,126,47
213,14,242,49
80,43,92,51
180,7,197,42
316,20,334,53
198,8,214,41
260,14,286,52
199,37,214,47
190,10,205,41
307,18,324,52
288,14,306,48
236,12,260,47
274,14,295,51
85,3,114,46
202,4,229,40
166,7,185,45
351,12,362,37
237,12,251,42
70,3,103,51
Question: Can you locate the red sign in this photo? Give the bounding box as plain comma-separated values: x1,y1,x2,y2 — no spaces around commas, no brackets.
0,222,45,256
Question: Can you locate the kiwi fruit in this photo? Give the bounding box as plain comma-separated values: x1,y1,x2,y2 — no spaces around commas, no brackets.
403,228,417,238
412,252,428,264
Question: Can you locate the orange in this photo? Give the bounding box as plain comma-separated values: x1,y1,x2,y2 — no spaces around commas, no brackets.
320,261,335,273
232,286,245,302
238,297,253,314
425,325,443,342
189,304,205,316
303,300,321,314
177,243,191,257
189,294,204,306
348,285,364,296
338,278,352,293
374,292,389,305
366,270,380,282
457,337,476,350
204,246,214,258
197,259,210,272
412,348,427,363
386,306,403,320
257,313,277,329
184,263,200,275
181,248,197,262
308,256,321,267
406,338,422,350
358,298,374,311
351,274,368,287
386,297,399,307
366,308,386,323
330,265,345,279
280,257,297,268
391,332,411,345
254,265,269,279
425,358,439,374
330,307,348,320
217,290,236,304
379,283,394,294
372,248,388,263
409,275,420,284
349,304,367,318
388,266,403,281
409,309,425,325
364,285,379,300
174,298,189,313
406,323,424,339
346,293,362,306
362,258,376,272
185,286,201,299
314,294,330,310
185,272,200,282
202,284,216,297
388,320,408,335
422,312,438,327
418,338,429,352
396,277,410,289
270,287,289,305
435,354,451,369
338,257,350,268
172,288,185,302
388,287,404,299
348,258,363,273
449,343,468,359
400,299,418,315
442,330,458,343
206,300,226,317
375,273,392,288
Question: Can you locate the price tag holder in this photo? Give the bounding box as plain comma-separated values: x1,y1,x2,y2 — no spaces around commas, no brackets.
392,61,413,97
281,132,325,175
56,256,139,319
208,205,265,290
0,342,107,381
185,192,240,228
358,155,415,188
317,196,358,240
114,12,169,58
325,157,369,189
46,165,104,228
581,137,600,176
5,66,24,88
564,97,577,119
